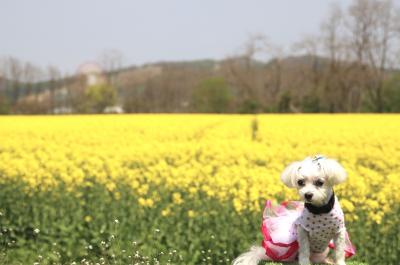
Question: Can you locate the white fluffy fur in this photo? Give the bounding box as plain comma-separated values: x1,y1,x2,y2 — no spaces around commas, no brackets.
233,155,347,265
280,156,346,206
231,246,269,265
333,229,346,265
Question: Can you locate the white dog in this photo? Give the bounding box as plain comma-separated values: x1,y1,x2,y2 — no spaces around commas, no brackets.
233,155,348,265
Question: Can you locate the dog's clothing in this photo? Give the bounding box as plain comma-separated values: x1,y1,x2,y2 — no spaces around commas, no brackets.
294,196,345,253
261,200,355,262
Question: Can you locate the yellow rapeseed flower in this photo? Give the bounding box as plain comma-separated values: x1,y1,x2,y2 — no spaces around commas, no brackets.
188,210,196,218
0,114,398,225
172,192,183,205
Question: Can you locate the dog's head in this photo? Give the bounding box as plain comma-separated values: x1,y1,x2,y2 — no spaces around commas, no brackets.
280,155,347,206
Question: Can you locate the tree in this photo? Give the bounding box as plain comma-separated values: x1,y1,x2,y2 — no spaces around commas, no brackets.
346,0,400,112
3,56,23,105
192,77,231,113
83,84,117,113
277,91,292,113
319,3,363,112
292,35,325,111
98,49,125,87
47,65,61,113
223,35,270,112
383,73,400,112
0,95,10,114
301,94,321,113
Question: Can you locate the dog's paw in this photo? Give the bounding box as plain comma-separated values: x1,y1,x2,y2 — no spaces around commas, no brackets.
335,261,346,265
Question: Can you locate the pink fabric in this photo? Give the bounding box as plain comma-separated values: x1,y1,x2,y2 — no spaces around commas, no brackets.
261,200,356,262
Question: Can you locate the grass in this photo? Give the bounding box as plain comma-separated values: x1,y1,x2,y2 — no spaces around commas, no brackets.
261,261,368,265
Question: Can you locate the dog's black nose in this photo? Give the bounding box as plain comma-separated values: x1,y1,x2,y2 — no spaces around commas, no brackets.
305,193,313,200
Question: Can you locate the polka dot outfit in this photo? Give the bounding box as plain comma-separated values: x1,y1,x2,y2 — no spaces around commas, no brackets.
295,196,345,253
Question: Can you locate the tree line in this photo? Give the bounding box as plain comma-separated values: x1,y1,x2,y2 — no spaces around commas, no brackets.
0,0,399,114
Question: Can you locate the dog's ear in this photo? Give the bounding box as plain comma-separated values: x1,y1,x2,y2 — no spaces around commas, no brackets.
280,161,302,188
319,158,347,185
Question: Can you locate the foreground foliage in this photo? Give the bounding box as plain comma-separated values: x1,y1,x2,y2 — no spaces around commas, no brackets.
0,114,399,264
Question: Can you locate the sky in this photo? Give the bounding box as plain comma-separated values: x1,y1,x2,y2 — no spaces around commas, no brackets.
0,0,352,74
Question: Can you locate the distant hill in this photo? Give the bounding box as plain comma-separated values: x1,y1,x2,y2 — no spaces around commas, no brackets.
0,55,338,89
1,54,399,114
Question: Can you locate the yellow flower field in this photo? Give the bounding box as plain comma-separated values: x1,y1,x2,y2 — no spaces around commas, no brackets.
0,114,399,264
0,115,399,222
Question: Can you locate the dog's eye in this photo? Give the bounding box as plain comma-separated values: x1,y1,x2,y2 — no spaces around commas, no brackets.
297,179,305,186
315,180,324,187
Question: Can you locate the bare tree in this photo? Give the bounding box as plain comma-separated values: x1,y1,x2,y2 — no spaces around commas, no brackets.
264,41,287,105
3,57,23,105
47,65,61,113
22,62,44,100
98,49,125,87
225,39,257,99
292,35,322,103
345,0,400,112
223,34,271,112
320,3,360,112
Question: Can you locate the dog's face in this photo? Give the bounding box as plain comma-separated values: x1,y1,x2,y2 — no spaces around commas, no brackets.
280,156,347,206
